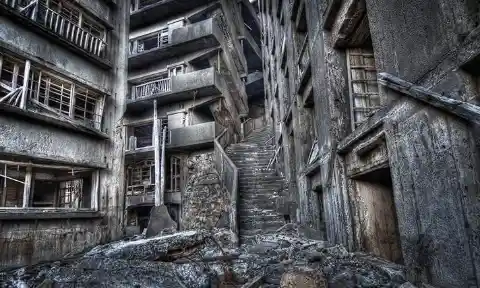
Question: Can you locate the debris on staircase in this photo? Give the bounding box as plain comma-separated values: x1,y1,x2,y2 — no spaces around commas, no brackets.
1,224,415,288
227,126,287,242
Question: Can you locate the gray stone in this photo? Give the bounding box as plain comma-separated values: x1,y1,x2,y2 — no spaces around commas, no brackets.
146,205,177,238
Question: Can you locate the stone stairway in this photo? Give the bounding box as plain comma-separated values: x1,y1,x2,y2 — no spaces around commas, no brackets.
226,126,286,242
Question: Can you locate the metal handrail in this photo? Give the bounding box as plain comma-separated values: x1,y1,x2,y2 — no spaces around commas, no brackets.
214,127,239,246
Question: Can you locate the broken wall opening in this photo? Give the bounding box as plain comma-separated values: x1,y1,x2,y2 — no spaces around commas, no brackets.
352,166,403,264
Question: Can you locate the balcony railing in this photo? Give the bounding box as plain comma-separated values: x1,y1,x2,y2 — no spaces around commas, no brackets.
3,0,107,60
132,78,172,100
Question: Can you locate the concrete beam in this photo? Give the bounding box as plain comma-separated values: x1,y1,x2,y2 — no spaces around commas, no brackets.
378,73,480,125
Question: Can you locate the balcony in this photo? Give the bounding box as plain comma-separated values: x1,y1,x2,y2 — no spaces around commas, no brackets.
169,121,216,150
0,1,110,68
128,19,220,70
126,67,227,112
130,0,212,29
125,191,180,208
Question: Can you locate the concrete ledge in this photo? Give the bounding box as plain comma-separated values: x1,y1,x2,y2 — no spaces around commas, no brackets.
0,209,102,220
337,105,388,154
0,104,110,140
0,2,112,70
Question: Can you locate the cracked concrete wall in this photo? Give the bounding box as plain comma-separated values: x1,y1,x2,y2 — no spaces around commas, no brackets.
261,0,480,286
0,0,129,268
0,218,108,269
181,150,229,230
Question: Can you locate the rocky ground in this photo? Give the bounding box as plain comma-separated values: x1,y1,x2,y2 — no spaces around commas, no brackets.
0,225,422,287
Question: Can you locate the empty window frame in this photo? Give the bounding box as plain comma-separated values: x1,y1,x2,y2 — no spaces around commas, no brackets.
346,48,380,128
127,160,155,196
0,54,25,96
58,179,83,208
132,123,154,148
0,164,26,207
134,27,169,54
28,69,104,129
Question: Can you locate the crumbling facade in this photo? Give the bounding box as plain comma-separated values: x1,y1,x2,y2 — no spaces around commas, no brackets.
0,0,263,269
0,0,129,268
124,0,261,235
260,0,480,287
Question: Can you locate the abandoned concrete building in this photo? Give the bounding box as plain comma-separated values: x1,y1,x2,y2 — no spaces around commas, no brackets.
1,0,480,287
260,0,480,287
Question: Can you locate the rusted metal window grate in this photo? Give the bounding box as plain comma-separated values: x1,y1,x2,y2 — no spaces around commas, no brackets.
58,179,83,208
347,48,380,128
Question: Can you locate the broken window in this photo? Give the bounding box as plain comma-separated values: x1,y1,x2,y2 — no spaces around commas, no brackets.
134,27,169,54
0,161,96,209
0,54,25,98
168,65,185,77
126,160,155,196
27,69,105,129
0,164,26,207
347,47,380,128
132,123,154,149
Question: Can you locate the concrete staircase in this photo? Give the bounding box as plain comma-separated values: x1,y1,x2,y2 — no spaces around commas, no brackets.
226,126,286,242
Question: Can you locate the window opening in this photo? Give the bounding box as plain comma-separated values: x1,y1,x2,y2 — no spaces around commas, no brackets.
127,159,155,196
347,47,379,128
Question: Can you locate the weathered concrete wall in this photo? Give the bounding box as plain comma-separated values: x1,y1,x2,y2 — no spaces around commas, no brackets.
260,1,480,287
181,150,229,230
0,0,129,269
0,115,106,167
0,218,108,269
0,17,111,92
385,98,480,287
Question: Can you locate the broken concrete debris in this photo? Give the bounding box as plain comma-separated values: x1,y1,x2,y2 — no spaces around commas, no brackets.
0,225,422,287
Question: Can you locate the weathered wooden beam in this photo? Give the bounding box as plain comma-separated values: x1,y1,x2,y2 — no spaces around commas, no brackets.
378,72,480,124
241,275,265,288
0,159,93,170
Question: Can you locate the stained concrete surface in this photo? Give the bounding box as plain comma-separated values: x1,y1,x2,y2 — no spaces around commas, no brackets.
0,224,414,288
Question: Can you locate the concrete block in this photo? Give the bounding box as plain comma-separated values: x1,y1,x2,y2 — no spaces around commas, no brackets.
146,205,177,237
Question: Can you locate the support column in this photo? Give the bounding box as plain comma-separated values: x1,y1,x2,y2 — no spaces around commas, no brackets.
22,165,32,208
1,164,6,207
153,100,161,206
159,127,166,205
19,60,31,110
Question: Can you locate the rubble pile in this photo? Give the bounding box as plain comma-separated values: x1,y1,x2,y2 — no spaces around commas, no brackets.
0,225,414,287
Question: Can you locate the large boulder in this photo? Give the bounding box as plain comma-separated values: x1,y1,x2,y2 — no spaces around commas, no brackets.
280,268,327,288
